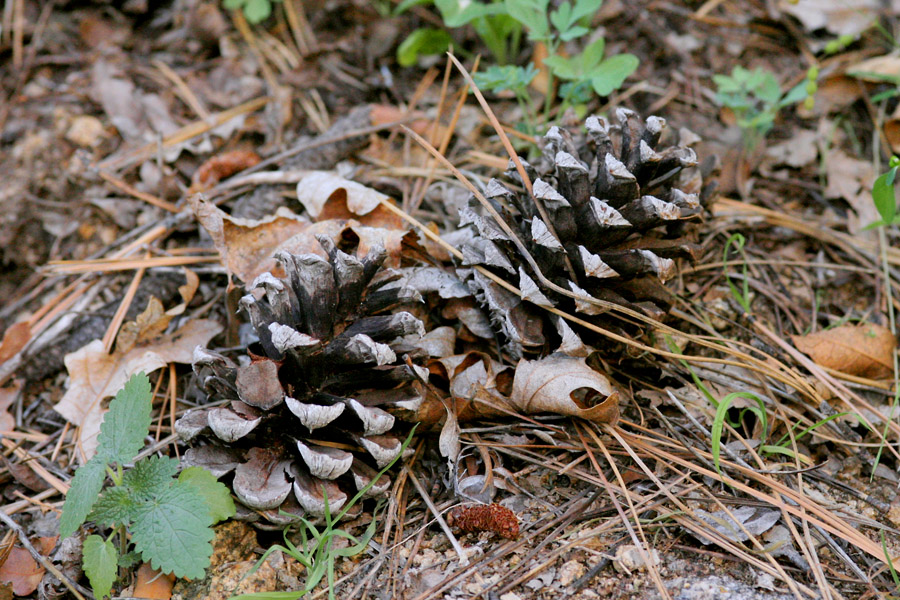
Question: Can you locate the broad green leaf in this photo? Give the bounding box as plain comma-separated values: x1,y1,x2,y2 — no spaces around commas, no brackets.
244,0,273,23
394,0,433,14
89,486,140,528
473,64,537,93
121,456,179,499
571,0,602,22
131,482,214,580
580,37,606,73
223,0,244,9
178,467,236,524
755,71,782,104
873,169,898,225
542,55,576,80
396,28,452,67
505,0,550,40
779,81,809,107
549,2,573,33
559,25,588,41
96,372,152,464
436,0,501,27
83,535,118,600
60,455,108,538
589,53,639,96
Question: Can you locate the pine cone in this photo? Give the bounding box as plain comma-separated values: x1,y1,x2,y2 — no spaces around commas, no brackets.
456,108,718,358
176,237,429,525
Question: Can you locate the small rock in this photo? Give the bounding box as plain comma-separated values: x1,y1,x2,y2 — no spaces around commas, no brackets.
558,559,585,586
613,545,661,573
500,593,523,600
66,115,106,147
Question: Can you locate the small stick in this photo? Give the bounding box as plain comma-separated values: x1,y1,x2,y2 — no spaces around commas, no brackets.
403,466,469,567
0,510,91,600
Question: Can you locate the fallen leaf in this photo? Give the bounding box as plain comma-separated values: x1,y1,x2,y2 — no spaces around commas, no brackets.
297,172,404,228
823,149,878,235
797,76,861,118
190,195,310,283
0,537,55,596
133,563,175,600
0,382,20,432
115,297,172,354
765,130,819,168
54,319,222,461
792,323,894,379
510,355,619,423
779,0,880,36
190,149,261,192
848,54,900,83
0,322,30,366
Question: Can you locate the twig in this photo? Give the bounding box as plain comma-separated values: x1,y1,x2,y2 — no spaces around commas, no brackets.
0,511,92,600
403,466,469,567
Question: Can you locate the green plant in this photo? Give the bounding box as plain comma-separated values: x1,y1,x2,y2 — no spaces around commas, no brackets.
231,427,417,600
722,233,752,314
224,0,282,23
60,373,235,600
398,0,638,136
713,66,811,149
866,155,900,229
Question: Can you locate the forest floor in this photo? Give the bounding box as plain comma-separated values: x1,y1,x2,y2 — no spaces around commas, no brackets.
2,1,900,599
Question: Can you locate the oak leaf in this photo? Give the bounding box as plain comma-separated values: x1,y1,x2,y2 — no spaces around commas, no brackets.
792,323,895,379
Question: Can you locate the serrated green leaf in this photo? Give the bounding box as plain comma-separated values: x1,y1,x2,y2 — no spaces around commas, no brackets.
117,551,141,568
396,28,452,67
131,482,214,579
89,486,139,528
60,455,108,538
590,53,638,96
96,372,152,464
178,467,236,524
244,0,272,23
873,170,898,225
122,455,179,500
83,535,118,600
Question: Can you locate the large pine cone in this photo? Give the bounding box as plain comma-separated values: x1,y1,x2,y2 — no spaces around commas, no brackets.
176,237,428,525
455,108,717,358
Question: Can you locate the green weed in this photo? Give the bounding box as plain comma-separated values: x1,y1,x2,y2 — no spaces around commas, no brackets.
223,0,282,23
60,373,235,599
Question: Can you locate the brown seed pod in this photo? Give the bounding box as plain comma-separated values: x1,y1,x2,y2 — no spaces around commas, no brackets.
447,503,519,539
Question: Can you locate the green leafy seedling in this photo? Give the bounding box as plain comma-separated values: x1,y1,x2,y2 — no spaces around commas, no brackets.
710,392,768,477
223,0,282,24
397,28,454,67
722,233,752,314
713,66,811,149
60,373,235,600
231,426,417,600
865,155,900,229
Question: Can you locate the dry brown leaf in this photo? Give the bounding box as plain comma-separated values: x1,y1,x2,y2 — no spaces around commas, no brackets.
792,323,895,379
0,537,55,596
779,0,881,36
133,563,175,599
0,322,30,366
509,355,619,423
823,149,878,235
0,382,20,433
54,319,222,461
190,149,261,193
191,195,311,283
115,297,172,354
296,172,407,230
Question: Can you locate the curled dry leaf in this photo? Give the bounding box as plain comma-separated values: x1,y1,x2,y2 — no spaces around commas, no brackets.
54,318,222,461
509,355,619,424
0,381,20,432
190,195,310,283
296,171,405,229
192,196,415,282
778,0,880,36
792,323,895,379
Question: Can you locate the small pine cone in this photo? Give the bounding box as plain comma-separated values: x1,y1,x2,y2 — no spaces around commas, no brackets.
456,108,718,358
176,237,430,525
447,504,519,539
